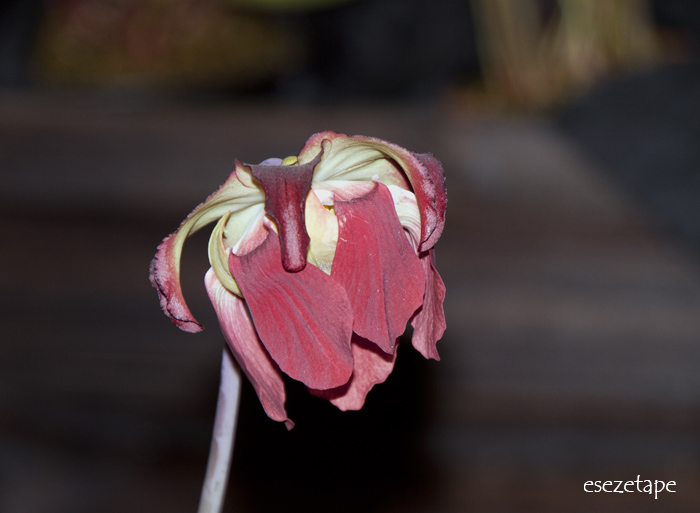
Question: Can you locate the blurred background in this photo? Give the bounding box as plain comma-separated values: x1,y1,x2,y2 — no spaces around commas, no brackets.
2,0,700,512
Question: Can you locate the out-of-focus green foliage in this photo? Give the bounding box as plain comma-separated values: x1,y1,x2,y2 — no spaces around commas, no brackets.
469,0,662,110
34,0,304,88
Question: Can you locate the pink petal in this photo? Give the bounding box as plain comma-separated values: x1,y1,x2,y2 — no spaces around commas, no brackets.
310,334,397,411
246,149,324,272
205,269,293,429
331,182,425,354
228,227,354,390
410,250,446,360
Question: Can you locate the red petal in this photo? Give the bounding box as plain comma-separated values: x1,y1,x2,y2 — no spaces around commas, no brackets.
331,182,425,354
246,150,323,272
205,270,293,429
310,334,397,411
228,228,354,390
410,250,446,360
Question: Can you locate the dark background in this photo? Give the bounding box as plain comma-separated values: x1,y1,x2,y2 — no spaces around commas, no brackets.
2,1,700,512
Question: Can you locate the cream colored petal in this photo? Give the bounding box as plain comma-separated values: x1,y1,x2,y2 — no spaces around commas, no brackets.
225,203,266,253
305,190,338,275
387,185,421,250
312,139,411,189
208,212,242,297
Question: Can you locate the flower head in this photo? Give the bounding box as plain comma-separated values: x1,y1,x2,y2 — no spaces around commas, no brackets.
150,131,446,428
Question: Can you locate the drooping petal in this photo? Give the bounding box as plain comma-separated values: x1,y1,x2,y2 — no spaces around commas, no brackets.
330,181,425,354
228,225,354,390
310,334,397,411
150,163,264,332
246,149,323,272
299,132,447,251
410,250,446,361
204,269,293,429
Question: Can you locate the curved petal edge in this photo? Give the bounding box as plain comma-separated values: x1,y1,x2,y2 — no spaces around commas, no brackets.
310,335,397,411
410,249,446,360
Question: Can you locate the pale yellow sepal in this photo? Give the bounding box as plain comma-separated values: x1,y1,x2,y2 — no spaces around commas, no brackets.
208,211,243,297
305,190,338,274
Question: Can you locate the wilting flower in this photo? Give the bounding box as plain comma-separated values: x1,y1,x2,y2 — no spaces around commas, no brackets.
150,131,446,428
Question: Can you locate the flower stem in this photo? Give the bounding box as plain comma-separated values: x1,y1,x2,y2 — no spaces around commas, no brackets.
197,346,242,513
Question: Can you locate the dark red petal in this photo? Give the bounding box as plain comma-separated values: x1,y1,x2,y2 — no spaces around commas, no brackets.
410,250,446,360
246,150,323,272
309,334,397,411
205,270,293,429
228,228,354,390
331,182,425,354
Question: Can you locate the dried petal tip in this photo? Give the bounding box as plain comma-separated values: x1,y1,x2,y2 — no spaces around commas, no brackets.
150,234,203,333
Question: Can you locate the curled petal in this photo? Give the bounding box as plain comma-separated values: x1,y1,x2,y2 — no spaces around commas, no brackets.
150,163,264,332
246,150,323,272
205,269,293,429
299,132,447,251
412,152,447,250
229,226,354,390
410,250,446,360
208,212,241,296
330,181,425,354
310,335,397,411
386,185,422,248
301,132,411,190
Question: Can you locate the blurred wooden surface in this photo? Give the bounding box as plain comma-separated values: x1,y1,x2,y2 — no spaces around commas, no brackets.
1,91,700,513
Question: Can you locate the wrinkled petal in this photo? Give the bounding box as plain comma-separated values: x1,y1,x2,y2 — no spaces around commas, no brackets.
150,163,264,332
330,181,425,354
229,224,354,390
205,269,293,429
410,250,446,360
246,149,323,272
411,152,447,250
300,131,447,251
309,334,397,411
